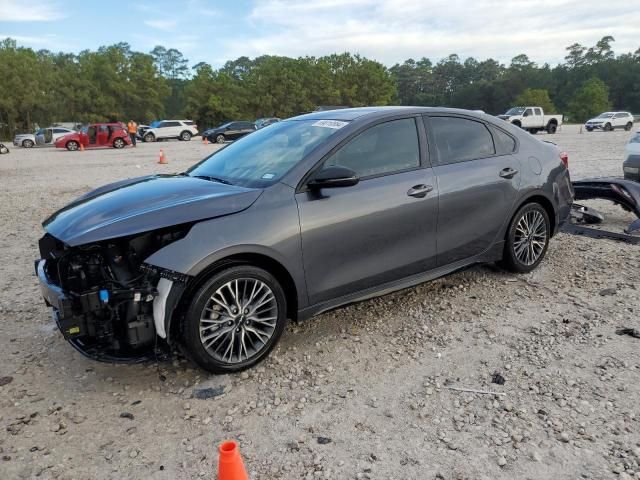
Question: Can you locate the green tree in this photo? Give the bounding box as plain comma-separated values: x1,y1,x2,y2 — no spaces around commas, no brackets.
567,77,611,122
514,88,556,112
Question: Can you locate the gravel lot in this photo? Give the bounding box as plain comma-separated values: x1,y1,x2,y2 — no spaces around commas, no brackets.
1,125,639,480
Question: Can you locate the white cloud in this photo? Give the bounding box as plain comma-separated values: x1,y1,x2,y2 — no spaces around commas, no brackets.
144,19,178,31
0,0,65,21
236,0,640,66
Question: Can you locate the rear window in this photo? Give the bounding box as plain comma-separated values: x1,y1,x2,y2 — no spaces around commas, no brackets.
430,116,495,165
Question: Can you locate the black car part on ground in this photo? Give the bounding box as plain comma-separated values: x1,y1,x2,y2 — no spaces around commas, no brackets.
0,143,9,154
36,226,190,362
572,178,640,218
562,178,640,244
570,203,604,224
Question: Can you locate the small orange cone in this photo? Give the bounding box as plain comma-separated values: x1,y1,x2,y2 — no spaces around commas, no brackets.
158,149,167,164
204,136,209,145
218,441,248,480
79,143,84,152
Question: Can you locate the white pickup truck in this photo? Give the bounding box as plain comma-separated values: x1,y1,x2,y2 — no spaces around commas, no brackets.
498,107,563,134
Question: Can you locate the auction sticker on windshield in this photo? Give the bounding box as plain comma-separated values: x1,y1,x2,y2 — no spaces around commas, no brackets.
312,120,348,129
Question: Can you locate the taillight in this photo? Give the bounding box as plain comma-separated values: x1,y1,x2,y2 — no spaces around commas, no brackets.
560,151,569,169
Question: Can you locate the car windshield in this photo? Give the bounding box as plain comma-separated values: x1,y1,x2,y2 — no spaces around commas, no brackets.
505,107,525,115
187,119,346,188
597,113,614,118
150,120,162,128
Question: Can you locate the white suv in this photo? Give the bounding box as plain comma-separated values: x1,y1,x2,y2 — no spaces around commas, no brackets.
585,112,634,132
142,120,198,142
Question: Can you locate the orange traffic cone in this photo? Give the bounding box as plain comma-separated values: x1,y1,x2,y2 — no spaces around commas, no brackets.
204,136,209,145
79,143,84,152
158,149,167,164
218,441,248,480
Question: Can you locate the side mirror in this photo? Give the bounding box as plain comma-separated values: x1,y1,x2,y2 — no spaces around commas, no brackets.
308,165,359,189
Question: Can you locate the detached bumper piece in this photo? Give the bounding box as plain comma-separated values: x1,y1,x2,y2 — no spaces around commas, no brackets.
562,178,640,244
36,259,159,363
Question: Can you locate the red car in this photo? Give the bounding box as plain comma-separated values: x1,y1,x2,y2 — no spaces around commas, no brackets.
55,123,132,151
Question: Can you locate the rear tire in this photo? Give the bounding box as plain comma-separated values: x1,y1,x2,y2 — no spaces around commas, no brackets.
625,122,633,131
500,203,550,273
22,139,34,148
180,131,192,141
113,138,125,149
182,265,288,374
546,123,557,134
66,141,79,151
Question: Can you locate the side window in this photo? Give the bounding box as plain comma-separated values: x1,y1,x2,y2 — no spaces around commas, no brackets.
157,122,168,128
534,108,542,116
430,117,495,165
524,108,533,117
490,126,516,155
53,128,65,134
324,118,420,178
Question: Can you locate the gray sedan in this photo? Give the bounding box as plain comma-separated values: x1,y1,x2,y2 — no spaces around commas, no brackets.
36,107,573,373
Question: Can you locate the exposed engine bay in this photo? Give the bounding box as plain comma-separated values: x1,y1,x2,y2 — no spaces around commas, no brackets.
36,228,189,362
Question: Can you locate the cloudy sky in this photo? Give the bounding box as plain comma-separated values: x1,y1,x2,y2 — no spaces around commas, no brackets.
1,0,638,67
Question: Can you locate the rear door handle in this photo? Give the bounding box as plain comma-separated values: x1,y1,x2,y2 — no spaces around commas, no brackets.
407,184,433,198
499,168,519,179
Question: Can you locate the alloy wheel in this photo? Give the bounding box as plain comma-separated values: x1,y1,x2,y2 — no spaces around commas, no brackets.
513,210,547,266
199,278,278,364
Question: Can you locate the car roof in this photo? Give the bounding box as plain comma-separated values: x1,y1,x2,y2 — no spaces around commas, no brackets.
289,106,490,122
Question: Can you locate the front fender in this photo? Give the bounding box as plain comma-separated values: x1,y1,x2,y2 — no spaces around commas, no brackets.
143,183,308,310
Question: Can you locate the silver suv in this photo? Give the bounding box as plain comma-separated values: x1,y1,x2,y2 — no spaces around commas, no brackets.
142,120,198,142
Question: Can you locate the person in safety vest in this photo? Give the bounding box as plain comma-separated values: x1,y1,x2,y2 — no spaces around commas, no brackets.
127,120,138,147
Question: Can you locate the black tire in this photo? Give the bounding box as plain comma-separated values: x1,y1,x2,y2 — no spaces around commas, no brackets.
512,121,522,129
180,131,192,141
215,134,226,144
625,122,633,131
182,265,288,374
586,127,593,132
66,140,79,151
144,133,155,142
528,128,538,135
0,145,9,154
22,139,34,148
113,138,125,149
546,122,557,134
603,123,612,132
500,203,550,273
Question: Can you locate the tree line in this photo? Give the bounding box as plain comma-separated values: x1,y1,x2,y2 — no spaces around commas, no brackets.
0,36,638,139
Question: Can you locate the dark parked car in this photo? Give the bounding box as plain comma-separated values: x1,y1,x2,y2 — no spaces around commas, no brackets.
255,117,280,129
202,121,257,143
36,107,573,373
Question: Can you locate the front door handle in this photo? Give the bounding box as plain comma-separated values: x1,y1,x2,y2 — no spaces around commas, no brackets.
499,168,519,179
407,184,433,198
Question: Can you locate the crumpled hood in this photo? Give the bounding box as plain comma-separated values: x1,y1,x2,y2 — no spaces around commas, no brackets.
43,174,262,246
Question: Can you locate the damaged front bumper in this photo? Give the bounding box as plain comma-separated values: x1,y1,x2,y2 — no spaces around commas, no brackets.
36,258,161,363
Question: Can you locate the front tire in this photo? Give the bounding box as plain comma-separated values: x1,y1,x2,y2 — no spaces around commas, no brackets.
182,266,288,374
500,203,550,273
144,133,155,142
215,134,226,144
603,123,612,132
22,139,34,148
66,141,79,151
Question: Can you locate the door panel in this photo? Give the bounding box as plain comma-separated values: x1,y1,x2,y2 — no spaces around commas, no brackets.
434,156,520,265
296,169,438,305
426,115,520,266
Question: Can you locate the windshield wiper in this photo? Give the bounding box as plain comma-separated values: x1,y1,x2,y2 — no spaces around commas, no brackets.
191,174,233,185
